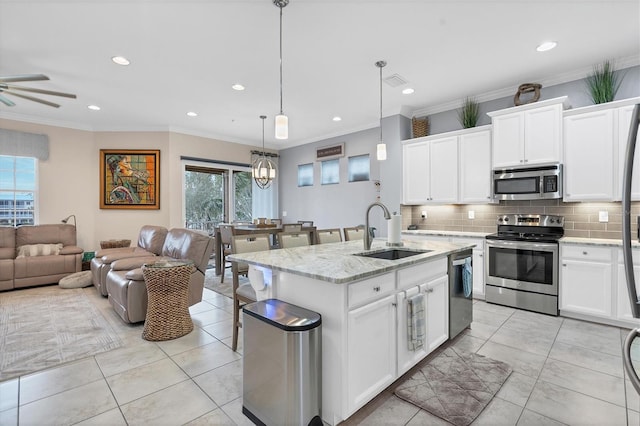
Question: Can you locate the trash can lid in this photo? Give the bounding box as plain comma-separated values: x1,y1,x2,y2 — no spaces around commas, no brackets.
243,299,322,332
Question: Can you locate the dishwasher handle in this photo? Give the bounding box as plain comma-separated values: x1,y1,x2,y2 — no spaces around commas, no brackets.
452,257,471,266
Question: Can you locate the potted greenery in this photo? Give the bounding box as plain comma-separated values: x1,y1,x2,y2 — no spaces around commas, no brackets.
586,60,623,104
457,97,480,128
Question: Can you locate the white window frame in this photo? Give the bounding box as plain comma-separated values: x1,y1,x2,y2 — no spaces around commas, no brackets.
0,155,39,226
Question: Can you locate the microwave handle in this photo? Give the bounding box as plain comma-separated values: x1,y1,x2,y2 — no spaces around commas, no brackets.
539,175,544,195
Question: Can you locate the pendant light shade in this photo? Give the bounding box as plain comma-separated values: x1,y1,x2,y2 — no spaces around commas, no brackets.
274,0,289,140
375,60,387,161
253,115,277,189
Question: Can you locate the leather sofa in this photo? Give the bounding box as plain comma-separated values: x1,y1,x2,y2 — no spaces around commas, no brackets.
90,225,168,296
105,228,214,323
0,224,83,291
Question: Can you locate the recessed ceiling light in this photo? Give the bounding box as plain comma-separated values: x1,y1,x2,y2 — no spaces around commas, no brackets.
111,56,130,65
87,105,101,111
402,88,415,95
332,116,342,122
536,41,557,52
186,111,198,117
231,84,245,91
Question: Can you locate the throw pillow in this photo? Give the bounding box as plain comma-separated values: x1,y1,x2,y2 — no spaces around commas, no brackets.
16,243,64,258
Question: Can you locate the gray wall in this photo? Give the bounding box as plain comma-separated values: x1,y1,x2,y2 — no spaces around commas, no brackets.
428,65,640,135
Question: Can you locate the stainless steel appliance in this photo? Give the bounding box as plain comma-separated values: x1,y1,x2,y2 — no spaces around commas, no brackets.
493,162,562,201
449,249,473,339
485,214,564,316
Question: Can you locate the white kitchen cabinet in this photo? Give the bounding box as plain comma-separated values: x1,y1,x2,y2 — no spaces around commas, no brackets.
396,259,448,375
616,248,640,325
563,109,615,201
563,97,640,202
402,140,430,204
402,126,491,205
488,97,566,168
472,248,485,298
560,245,613,319
347,293,397,414
459,128,492,203
422,275,449,352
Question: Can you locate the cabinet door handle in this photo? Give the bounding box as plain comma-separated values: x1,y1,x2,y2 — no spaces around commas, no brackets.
426,288,434,293
524,159,528,163
479,253,483,257
391,302,397,307
562,263,567,267
582,251,588,255
373,286,380,292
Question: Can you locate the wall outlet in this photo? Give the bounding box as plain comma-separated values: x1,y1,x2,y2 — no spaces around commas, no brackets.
282,211,287,217
599,210,608,223
468,210,475,219
421,210,427,219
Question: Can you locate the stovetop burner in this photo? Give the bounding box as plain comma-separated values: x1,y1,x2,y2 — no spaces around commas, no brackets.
486,214,564,243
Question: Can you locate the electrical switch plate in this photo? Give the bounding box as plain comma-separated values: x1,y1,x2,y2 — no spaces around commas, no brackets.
421,210,427,219
282,211,287,217
468,210,475,219
599,210,608,222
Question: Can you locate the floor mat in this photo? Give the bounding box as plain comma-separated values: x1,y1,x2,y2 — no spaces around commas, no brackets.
394,347,512,426
0,286,123,381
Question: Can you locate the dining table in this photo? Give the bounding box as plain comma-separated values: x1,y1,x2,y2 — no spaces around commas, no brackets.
213,224,317,276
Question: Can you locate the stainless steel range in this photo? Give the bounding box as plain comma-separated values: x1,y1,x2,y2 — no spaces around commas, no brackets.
485,214,564,316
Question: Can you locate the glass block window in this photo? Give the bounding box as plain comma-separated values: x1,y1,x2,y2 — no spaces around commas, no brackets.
348,154,370,182
298,163,313,187
321,159,339,185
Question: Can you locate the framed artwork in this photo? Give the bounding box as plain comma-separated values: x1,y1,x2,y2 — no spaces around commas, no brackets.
99,149,160,209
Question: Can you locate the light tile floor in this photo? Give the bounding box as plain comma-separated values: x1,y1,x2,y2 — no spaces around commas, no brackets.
1,288,639,426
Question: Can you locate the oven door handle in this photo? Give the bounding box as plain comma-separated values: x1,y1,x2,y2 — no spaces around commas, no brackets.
485,239,558,252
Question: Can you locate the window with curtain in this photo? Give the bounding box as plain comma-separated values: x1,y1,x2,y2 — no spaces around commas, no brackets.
348,154,370,182
321,159,339,185
0,155,37,226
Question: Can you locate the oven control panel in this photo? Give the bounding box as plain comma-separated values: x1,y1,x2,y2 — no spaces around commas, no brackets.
496,214,564,227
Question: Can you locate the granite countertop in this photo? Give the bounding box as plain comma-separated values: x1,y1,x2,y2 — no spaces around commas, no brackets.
402,230,490,238
227,238,475,284
560,237,640,248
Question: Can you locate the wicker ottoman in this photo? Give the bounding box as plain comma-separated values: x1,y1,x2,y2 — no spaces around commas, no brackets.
142,260,194,341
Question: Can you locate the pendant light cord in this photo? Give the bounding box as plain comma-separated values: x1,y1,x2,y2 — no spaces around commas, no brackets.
279,5,284,115
379,63,383,142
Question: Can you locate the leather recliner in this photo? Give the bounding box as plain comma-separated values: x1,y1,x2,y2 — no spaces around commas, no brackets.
105,228,214,323
90,225,168,296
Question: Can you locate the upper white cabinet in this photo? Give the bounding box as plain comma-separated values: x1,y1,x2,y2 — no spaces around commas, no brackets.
563,109,615,201
459,129,492,203
488,97,566,168
563,98,640,202
402,126,491,205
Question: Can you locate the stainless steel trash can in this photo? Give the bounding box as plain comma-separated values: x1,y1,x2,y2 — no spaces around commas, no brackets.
242,299,322,426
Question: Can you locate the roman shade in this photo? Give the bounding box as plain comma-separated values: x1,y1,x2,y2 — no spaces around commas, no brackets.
0,128,49,160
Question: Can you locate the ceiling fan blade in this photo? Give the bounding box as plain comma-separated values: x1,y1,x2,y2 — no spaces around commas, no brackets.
4,91,60,108
0,74,49,83
0,94,16,107
2,84,76,99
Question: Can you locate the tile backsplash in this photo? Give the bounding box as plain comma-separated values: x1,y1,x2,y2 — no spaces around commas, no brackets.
401,200,640,240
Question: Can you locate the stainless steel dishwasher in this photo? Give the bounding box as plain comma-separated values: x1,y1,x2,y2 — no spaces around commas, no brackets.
448,249,473,339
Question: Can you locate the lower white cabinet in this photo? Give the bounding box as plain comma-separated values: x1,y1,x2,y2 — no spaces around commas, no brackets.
422,275,449,352
560,245,613,318
616,249,640,325
347,294,397,413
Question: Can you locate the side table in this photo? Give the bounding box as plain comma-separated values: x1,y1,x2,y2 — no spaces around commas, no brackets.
142,260,195,341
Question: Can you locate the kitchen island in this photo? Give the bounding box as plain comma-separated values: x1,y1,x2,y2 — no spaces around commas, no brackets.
229,238,475,425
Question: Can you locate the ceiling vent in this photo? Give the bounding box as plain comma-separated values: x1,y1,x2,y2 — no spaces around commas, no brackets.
383,73,408,87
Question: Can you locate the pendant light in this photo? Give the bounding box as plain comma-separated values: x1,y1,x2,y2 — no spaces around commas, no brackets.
375,60,387,161
274,0,289,139
253,115,277,189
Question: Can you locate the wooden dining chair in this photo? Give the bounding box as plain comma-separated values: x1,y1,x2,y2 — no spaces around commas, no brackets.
283,223,302,232
277,231,311,249
218,224,235,283
230,233,271,352
269,218,282,225
344,226,365,241
316,228,343,244
297,220,314,227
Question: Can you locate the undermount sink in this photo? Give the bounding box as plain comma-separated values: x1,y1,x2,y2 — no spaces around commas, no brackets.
353,248,432,260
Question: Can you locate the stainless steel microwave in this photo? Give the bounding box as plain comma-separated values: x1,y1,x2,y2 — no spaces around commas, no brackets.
493,163,563,200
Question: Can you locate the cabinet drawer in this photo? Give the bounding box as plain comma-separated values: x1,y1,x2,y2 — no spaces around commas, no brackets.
562,245,612,262
397,258,447,290
348,273,395,308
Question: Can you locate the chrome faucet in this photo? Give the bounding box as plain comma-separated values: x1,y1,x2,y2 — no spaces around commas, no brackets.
364,201,391,251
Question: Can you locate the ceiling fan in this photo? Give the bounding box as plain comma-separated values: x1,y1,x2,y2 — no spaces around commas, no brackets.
0,74,76,108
